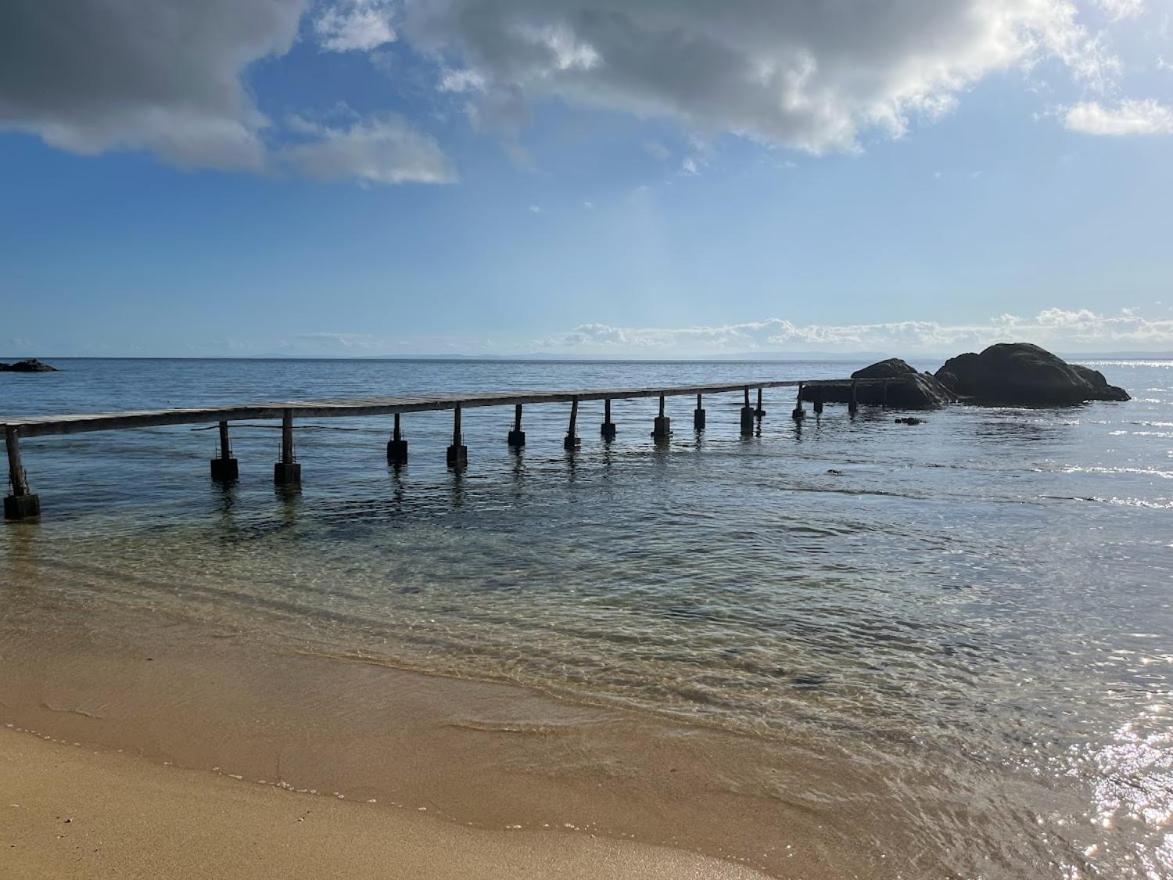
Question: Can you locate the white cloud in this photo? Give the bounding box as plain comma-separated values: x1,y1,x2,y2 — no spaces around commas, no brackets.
314,1,397,52
279,113,456,184
538,309,1173,355
1065,99,1173,134
681,157,699,175
1095,0,1145,21
402,0,1122,153
438,68,486,93
643,141,671,161
0,0,305,170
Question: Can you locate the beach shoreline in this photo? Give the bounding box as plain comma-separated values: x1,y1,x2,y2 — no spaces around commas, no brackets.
0,589,876,879
0,726,772,880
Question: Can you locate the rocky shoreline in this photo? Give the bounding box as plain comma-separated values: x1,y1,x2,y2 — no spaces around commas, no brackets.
803,342,1129,409
0,358,57,373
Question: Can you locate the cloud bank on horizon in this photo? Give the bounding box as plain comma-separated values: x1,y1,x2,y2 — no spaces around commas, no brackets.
2,0,1171,182
207,308,1173,358
538,308,1173,357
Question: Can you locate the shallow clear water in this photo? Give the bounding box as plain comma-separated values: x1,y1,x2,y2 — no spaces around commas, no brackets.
2,358,1171,877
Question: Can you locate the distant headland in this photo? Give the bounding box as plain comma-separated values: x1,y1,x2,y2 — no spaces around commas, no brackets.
0,358,57,373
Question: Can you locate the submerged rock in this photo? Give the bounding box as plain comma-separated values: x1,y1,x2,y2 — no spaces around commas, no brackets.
801,358,953,409
0,358,57,373
935,343,1128,406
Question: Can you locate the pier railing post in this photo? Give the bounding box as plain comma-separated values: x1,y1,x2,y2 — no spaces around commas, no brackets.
601,398,617,441
387,412,409,465
508,404,526,448
693,393,706,431
740,386,754,436
211,420,239,482
4,426,41,521
447,404,468,470
274,408,301,486
652,393,671,442
564,398,581,450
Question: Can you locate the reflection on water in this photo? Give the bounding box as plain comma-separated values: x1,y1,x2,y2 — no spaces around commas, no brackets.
2,357,1173,878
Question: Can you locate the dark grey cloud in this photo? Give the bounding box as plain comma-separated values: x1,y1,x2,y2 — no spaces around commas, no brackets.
0,0,306,168
400,0,1116,151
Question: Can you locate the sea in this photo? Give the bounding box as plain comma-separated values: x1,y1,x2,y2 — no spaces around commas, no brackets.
1,357,1170,878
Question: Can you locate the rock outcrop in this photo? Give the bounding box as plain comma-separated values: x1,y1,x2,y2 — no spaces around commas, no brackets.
801,358,953,409
0,358,57,373
935,343,1129,406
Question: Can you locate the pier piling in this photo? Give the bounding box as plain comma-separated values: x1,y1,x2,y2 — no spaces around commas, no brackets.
740,387,755,436
792,385,806,421
387,413,408,465
210,420,239,482
4,426,40,521
507,404,525,448
564,398,581,450
601,398,617,441
849,380,859,416
813,387,824,415
447,404,468,470
273,409,301,486
652,393,671,442
693,393,706,431
755,387,766,418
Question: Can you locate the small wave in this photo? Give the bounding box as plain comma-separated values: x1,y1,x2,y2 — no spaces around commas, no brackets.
1061,466,1173,480
1099,497,1173,510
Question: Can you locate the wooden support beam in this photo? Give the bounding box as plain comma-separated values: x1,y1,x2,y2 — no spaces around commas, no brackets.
4,426,41,520
652,393,671,441
210,420,239,482
693,393,705,431
507,404,525,448
849,380,859,416
274,409,301,486
740,387,754,436
792,384,806,421
564,398,581,450
387,412,408,465
447,404,467,470
6,426,29,497
755,387,765,417
601,398,616,441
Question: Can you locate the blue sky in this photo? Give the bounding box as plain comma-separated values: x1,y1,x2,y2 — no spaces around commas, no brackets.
2,0,1172,357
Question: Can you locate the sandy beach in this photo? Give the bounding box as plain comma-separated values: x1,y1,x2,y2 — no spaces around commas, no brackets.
0,726,771,880
0,587,876,879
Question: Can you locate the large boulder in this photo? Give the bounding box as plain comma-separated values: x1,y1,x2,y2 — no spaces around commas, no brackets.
802,358,953,409
0,358,57,373
935,343,1128,405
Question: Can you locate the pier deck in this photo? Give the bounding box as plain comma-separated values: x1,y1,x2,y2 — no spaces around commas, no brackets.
3,376,890,519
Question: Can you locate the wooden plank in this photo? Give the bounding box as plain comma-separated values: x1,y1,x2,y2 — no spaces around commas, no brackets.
1,378,895,438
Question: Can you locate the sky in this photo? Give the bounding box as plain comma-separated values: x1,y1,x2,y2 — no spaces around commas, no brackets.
2,0,1172,359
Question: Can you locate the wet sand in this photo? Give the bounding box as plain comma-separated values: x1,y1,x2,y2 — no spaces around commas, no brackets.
0,592,887,879
0,727,771,880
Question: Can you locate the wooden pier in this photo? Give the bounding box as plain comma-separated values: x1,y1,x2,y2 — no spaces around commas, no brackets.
3,377,894,520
